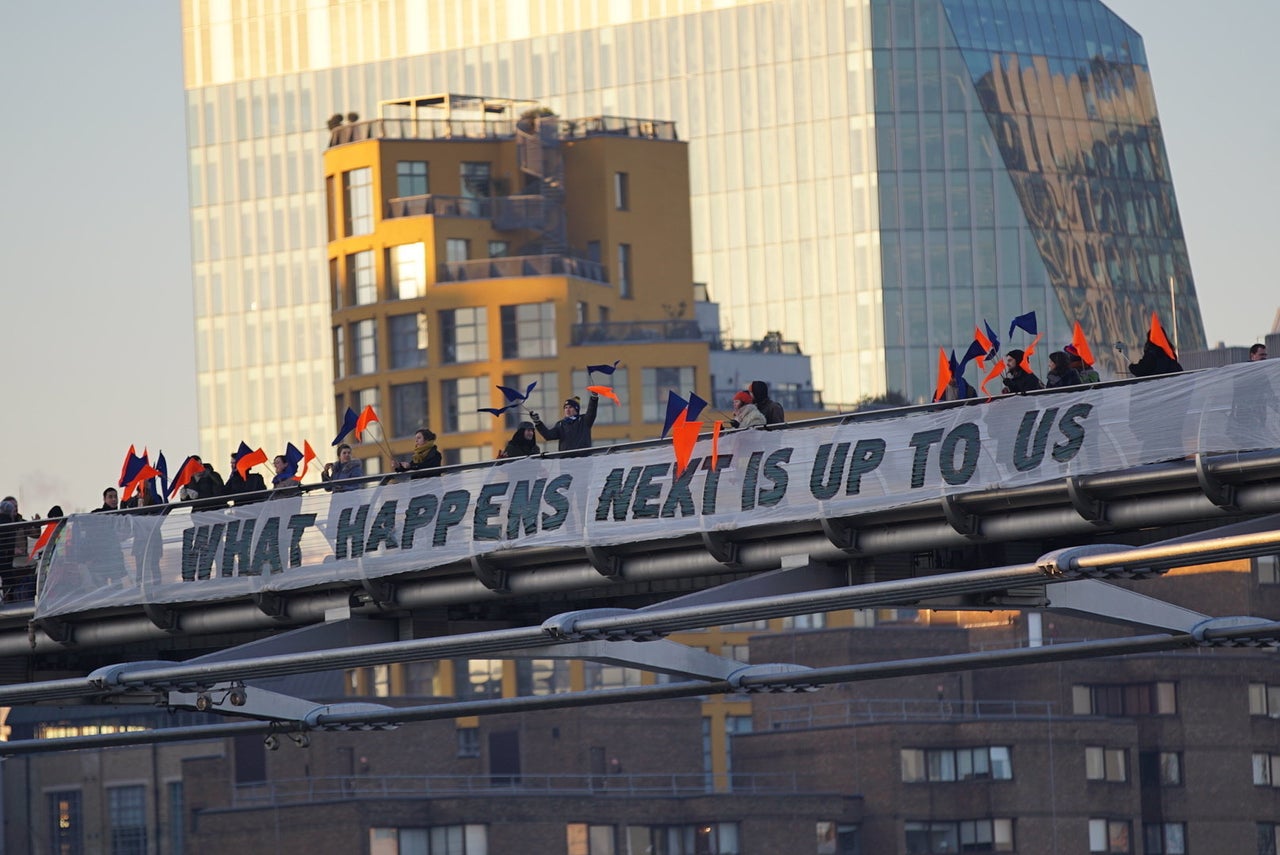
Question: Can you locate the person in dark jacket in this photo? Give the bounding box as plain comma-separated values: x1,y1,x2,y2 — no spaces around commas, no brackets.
500,422,541,458
395,429,442,474
1001,349,1044,394
750,380,786,424
1129,337,1183,377
533,394,599,451
1045,351,1081,388
223,450,267,496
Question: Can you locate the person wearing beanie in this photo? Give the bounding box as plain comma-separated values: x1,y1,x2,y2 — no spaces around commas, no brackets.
749,380,786,424
729,390,766,429
500,421,541,459
531,391,599,451
1001,349,1043,394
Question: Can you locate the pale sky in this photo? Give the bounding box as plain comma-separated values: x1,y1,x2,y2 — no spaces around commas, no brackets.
0,1,1275,515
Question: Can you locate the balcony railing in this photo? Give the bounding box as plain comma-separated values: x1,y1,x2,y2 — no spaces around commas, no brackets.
438,254,608,284
711,332,803,355
386,193,493,219
571,320,704,346
764,698,1057,731
329,115,678,148
232,771,814,807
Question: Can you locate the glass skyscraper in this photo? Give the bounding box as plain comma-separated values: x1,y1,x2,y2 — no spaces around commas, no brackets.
182,0,1202,456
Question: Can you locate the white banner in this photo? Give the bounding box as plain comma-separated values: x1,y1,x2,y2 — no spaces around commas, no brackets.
34,361,1280,619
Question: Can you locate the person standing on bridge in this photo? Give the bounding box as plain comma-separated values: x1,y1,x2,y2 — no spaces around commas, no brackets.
1249,343,1268,361
532,394,599,451
1001,350,1043,394
1045,351,1081,389
1064,344,1100,384
499,422,541,458
322,443,365,491
750,380,785,424
729,390,766,429
1128,336,1183,377
394,428,443,475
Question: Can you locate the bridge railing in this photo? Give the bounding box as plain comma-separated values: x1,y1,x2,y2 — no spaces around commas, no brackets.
231,771,813,806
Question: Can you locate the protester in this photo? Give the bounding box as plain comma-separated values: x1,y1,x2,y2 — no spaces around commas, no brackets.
1045,351,1081,388
1249,343,1267,361
532,394,600,451
750,380,785,424
93,487,120,512
322,443,364,491
1128,337,1183,377
1001,349,1043,393
223,451,267,496
499,422,541,458
729,390,766,429
1064,344,1100,384
395,429,442,474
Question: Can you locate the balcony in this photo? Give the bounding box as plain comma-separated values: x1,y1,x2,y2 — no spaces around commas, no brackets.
386,193,493,220
438,254,608,284
711,331,803,355
571,320,704,346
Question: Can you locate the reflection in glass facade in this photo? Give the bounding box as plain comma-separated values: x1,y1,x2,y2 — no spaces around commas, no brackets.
183,0,1202,451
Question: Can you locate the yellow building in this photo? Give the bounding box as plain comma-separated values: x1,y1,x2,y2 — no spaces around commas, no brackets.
325,94,711,470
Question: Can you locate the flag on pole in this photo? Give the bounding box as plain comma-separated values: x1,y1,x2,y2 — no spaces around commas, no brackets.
1148,312,1177,360
295,441,318,481
1071,321,1095,367
354,405,380,441
933,348,953,402
332,407,359,446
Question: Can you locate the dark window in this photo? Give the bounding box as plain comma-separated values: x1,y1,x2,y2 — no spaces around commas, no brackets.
617,243,633,298
460,162,491,198
396,160,429,197
614,171,629,210
49,790,84,855
108,785,147,855
391,383,428,438
388,313,427,369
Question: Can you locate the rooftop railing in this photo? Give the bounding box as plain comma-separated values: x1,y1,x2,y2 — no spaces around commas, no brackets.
232,771,815,807
329,115,677,148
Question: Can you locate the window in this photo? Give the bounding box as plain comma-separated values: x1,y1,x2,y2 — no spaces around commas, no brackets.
396,160,429,197
168,781,185,855
576,301,588,324
1140,750,1182,786
457,726,480,758
108,785,147,855
391,383,427,438
441,377,486,433
816,822,860,855
1254,752,1280,786
329,257,342,308
642,367,696,422
724,715,752,776
406,661,441,696
614,171,629,210
517,660,572,696
904,819,1013,853
488,240,509,258
1143,822,1186,854
49,790,83,855
1258,554,1280,584
567,823,616,855
501,372,558,429
440,307,488,364
460,162,491,198
500,303,557,359
617,243,633,298
353,319,377,374
369,825,487,855
348,250,377,305
624,824,739,855
343,167,373,236
446,238,470,262
901,747,1013,783
388,313,428,369
455,659,504,699
1088,819,1132,853
1260,822,1280,855
780,613,826,630
572,369,628,425
389,243,426,299
1072,682,1177,716
1249,682,1280,718
584,663,643,690
332,326,346,379
1085,746,1128,782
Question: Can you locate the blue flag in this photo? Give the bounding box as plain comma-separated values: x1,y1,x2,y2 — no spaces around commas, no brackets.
661,391,689,439
686,391,708,421
587,360,621,375
331,407,359,446
1008,311,1037,338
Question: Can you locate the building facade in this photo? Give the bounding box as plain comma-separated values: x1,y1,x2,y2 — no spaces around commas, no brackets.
182,0,1204,464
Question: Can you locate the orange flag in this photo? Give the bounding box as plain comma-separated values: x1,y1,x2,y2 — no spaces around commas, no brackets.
354,405,380,441
295,440,318,481
1020,333,1042,373
1071,321,1095,367
671,420,702,478
980,359,1005,398
29,521,57,560
933,348,952,402
586,385,621,405
236,447,268,478
1148,312,1176,360
710,420,722,471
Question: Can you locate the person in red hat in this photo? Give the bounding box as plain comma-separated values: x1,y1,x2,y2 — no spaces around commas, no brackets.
1064,344,1100,384
729,390,766,429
